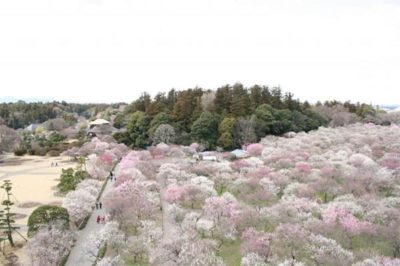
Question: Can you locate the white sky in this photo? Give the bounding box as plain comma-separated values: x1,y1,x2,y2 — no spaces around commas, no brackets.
0,0,399,104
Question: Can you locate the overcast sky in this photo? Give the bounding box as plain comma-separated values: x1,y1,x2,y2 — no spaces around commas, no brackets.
0,0,399,105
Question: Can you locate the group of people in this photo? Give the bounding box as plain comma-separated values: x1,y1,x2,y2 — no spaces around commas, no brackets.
95,201,106,224
96,215,106,224
95,201,103,209
94,173,115,225
50,162,59,167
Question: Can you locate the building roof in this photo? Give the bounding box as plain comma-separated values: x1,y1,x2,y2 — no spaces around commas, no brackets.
231,149,248,158
25,124,39,131
89,119,110,126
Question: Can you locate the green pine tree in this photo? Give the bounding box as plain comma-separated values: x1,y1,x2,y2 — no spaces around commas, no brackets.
0,180,20,247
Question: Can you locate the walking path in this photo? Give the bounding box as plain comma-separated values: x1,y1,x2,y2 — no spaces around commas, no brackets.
66,178,114,266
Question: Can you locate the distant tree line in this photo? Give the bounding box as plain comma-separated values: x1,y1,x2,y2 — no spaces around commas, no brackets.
0,101,114,129
114,83,376,150
0,85,381,151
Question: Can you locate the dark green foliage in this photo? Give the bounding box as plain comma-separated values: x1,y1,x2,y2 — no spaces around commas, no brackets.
97,84,372,150
172,88,203,131
218,117,236,149
27,205,69,237
78,215,91,230
175,130,192,146
191,112,219,149
57,168,88,193
114,85,333,149
270,109,293,135
113,113,126,129
131,93,152,113
113,132,131,146
48,132,66,145
148,112,172,137
254,104,275,137
230,83,251,117
127,111,151,148
14,147,27,156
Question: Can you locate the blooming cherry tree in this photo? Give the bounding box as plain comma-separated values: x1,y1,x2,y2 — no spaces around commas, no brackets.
28,227,73,266
241,228,272,260
245,143,263,156
307,234,354,265
62,189,96,226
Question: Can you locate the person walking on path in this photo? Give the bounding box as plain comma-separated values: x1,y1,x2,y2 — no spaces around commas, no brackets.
101,216,105,224
99,202,102,209
95,201,99,209
96,215,100,224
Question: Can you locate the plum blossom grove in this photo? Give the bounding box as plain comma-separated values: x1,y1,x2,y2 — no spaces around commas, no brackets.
74,123,400,265
26,137,129,265
61,138,127,226
30,124,400,265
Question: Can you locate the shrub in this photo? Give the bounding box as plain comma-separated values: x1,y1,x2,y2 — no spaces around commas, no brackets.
57,168,88,193
14,147,27,156
27,205,70,237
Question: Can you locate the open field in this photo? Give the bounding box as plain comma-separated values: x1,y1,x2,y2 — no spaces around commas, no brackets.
0,154,75,230
0,154,75,265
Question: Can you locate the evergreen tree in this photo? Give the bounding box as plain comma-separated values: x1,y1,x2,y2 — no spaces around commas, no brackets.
148,112,172,138
132,92,152,112
230,83,251,117
254,104,275,137
218,117,236,149
27,205,69,237
127,111,150,148
249,85,263,111
0,180,19,247
0,210,7,254
191,112,219,149
113,113,126,129
214,85,232,114
270,87,283,109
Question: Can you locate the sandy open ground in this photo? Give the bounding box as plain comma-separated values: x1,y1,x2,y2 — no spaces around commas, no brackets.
0,154,76,265
0,154,75,230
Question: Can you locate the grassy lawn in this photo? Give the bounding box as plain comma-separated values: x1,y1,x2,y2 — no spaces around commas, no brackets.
123,257,149,266
351,235,394,257
219,240,242,266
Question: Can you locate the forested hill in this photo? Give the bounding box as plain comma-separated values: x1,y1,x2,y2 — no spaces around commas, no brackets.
0,101,114,129
112,84,379,150
0,84,381,151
